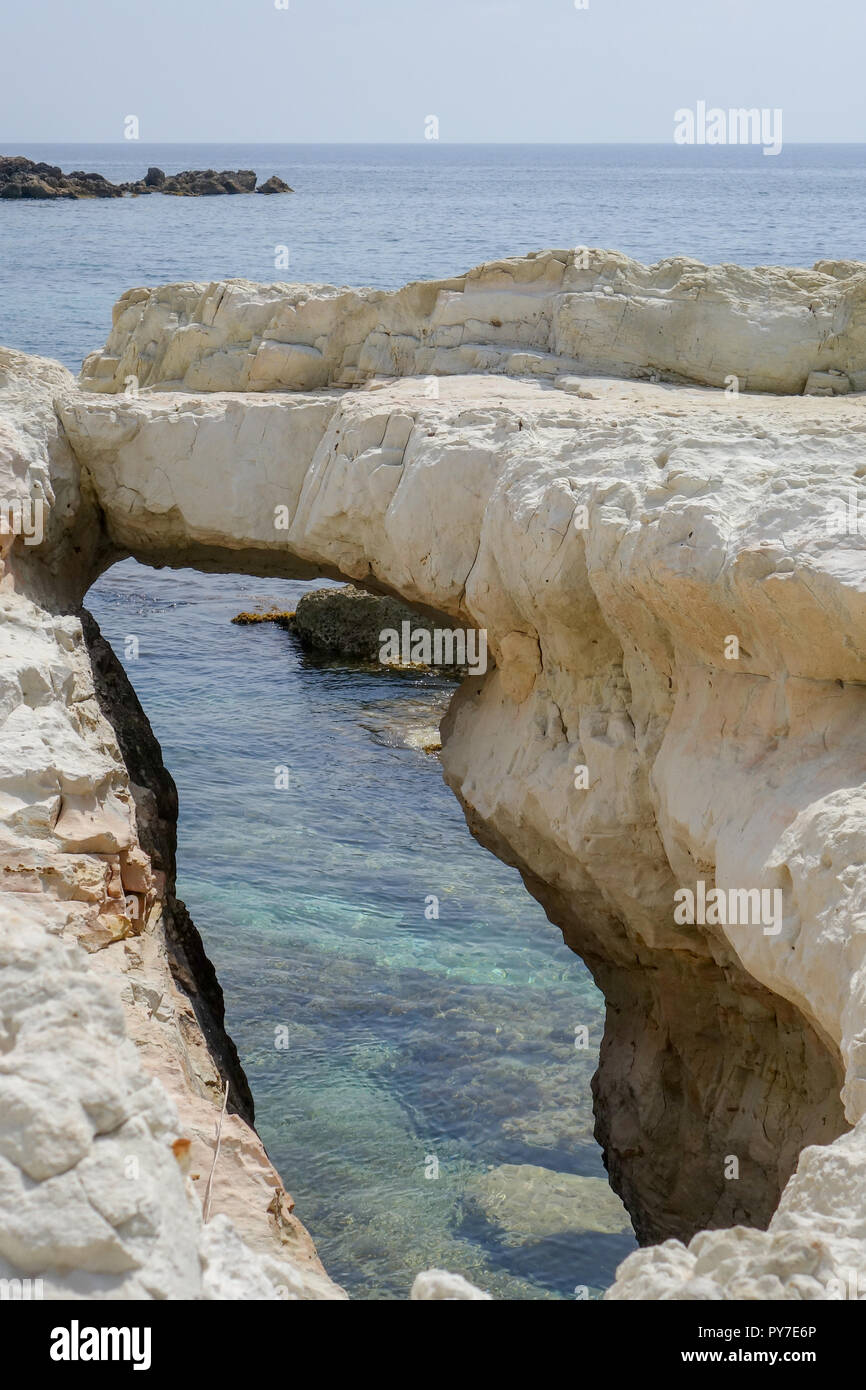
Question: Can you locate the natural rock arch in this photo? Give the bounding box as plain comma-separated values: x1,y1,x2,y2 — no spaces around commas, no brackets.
3,250,866,1297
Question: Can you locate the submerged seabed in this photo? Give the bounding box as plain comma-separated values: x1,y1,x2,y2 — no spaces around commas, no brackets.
87,559,636,1299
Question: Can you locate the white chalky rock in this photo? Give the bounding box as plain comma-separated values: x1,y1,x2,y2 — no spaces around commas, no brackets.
411,1270,493,1300
79,250,866,398
5,251,866,1300
0,348,345,1300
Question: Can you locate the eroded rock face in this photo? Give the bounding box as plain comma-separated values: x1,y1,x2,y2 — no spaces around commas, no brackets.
5,255,866,1299
0,349,344,1300
79,250,866,396
59,361,866,1297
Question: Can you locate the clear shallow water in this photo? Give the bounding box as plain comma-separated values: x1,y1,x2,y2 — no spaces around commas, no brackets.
2,143,865,369
86,561,631,1299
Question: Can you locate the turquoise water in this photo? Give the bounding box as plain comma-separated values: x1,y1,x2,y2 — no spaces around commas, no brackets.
86,562,632,1299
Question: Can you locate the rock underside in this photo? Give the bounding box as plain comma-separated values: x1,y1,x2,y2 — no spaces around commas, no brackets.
2,248,866,1300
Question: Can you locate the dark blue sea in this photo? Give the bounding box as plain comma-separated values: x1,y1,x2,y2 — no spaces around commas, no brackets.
3,142,865,368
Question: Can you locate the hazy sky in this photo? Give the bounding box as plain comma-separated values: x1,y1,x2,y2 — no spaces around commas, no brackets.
1,0,864,144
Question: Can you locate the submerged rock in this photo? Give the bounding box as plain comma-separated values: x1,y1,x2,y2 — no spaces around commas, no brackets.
231,607,294,626
467,1164,633,1243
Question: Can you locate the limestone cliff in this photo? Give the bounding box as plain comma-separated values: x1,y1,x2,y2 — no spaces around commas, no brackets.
0,348,343,1299
4,250,866,1299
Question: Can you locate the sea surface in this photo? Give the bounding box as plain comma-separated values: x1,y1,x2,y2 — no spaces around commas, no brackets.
86,564,621,1300
6,143,865,1298
2,143,865,368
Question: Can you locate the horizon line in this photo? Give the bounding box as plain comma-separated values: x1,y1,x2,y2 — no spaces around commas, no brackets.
4,139,866,147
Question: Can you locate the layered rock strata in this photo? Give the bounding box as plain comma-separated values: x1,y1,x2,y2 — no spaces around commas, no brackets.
3,250,866,1299
79,249,866,396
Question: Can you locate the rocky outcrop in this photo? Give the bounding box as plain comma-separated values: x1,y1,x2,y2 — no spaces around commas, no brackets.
121,169,290,197
286,584,455,664
0,157,124,200
0,156,294,200
79,250,866,396
257,176,294,196
5,252,866,1299
0,348,343,1299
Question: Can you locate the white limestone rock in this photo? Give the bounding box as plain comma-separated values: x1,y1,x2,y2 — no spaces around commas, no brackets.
0,351,345,1301
804,369,852,396
8,253,866,1300
410,1270,493,1300
60,363,866,1297
79,251,866,398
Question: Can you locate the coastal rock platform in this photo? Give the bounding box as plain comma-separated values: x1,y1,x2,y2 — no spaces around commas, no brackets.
3,250,866,1299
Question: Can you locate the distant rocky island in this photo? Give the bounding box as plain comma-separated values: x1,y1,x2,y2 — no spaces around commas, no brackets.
0,155,293,199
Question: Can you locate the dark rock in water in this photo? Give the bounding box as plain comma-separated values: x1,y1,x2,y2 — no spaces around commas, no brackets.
257,174,294,195
158,168,259,196
0,155,123,199
286,584,442,665
0,155,293,200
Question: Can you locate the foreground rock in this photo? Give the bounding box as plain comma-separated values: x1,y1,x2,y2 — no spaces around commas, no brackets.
0,349,341,1299
5,252,866,1299
0,155,293,200
58,362,865,1296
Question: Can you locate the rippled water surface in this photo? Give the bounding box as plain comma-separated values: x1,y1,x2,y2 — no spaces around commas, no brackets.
87,562,631,1299
2,142,865,368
